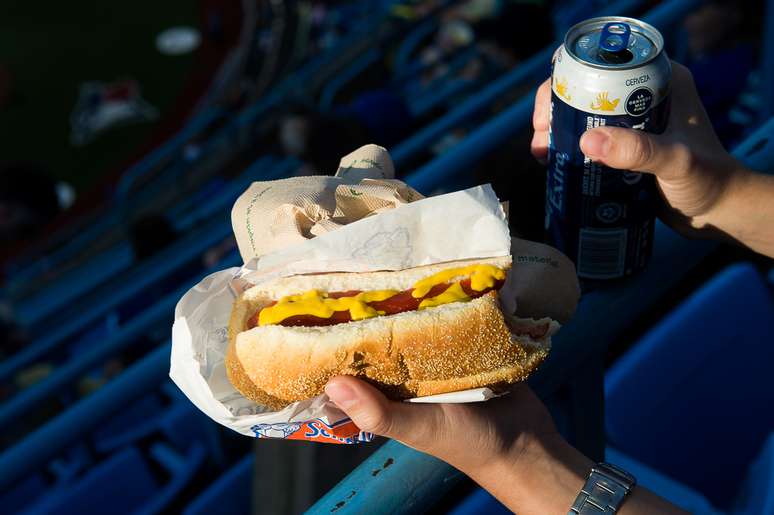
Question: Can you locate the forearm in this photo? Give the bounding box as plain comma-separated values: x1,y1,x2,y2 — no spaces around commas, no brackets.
466,434,688,515
699,167,774,258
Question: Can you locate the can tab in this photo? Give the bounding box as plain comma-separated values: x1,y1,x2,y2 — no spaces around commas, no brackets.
600,22,631,52
598,22,633,64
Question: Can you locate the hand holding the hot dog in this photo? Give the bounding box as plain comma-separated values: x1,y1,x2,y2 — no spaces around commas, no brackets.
325,377,688,515
531,62,774,258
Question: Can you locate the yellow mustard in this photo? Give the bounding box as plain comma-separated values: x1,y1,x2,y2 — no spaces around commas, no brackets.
418,282,469,309
258,289,398,326
257,264,505,326
411,264,505,298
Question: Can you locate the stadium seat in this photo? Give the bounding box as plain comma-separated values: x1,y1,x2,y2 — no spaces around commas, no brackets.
18,446,159,515
183,455,253,515
90,392,167,453
605,447,721,514
730,432,774,515
447,487,511,515
605,262,774,507
0,473,47,515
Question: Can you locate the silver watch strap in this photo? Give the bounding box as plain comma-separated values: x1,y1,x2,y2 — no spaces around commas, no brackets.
568,462,636,515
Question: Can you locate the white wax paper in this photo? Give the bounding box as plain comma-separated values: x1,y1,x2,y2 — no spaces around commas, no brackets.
170,185,513,437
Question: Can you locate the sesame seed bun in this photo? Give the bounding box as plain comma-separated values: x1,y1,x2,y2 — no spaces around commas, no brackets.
226,258,551,410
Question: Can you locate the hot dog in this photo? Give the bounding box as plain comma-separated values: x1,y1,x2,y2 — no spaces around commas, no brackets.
226,256,552,410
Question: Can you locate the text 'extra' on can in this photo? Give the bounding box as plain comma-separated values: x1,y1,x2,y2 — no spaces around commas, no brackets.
545,16,671,281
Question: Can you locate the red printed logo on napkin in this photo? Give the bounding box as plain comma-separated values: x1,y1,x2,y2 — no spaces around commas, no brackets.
251,419,373,444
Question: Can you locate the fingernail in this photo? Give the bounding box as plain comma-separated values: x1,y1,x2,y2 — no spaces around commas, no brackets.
325,381,358,410
581,131,610,158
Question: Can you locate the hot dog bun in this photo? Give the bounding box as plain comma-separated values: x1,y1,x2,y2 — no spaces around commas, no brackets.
226,257,551,410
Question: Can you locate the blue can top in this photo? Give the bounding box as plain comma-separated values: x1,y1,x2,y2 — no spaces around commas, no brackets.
565,16,664,70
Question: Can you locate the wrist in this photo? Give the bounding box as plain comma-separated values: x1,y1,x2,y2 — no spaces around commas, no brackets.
692,163,753,234
466,432,593,515
693,165,774,257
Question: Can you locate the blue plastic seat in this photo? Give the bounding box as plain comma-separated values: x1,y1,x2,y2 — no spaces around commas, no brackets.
19,446,159,515
730,431,774,515
606,447,722,514
183,455,253,515
91,393,166,453
446,487,510,515
14,442,207,515
0,473,47,514
605,262,774,507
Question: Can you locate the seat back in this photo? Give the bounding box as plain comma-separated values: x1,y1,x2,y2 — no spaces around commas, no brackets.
605,263,774,506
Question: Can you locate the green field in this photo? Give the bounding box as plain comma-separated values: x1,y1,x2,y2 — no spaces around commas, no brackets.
0,1,199,192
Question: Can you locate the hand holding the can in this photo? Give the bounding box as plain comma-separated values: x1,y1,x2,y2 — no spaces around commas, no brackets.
532,62,774,257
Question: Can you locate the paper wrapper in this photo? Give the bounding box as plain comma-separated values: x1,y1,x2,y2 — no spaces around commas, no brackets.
170,145,579,443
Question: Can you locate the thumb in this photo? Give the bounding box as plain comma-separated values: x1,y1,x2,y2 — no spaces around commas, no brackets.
324,376,441,446
580,126,682,178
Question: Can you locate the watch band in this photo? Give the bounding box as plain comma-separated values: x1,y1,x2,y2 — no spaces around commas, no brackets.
568,462,637,515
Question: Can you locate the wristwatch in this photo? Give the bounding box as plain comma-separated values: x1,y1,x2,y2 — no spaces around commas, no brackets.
568,462,637,514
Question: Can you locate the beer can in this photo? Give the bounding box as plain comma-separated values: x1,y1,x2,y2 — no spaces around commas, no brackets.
545,17,671,280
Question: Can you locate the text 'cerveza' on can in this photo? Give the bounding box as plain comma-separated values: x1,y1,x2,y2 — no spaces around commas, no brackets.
545,16,671,281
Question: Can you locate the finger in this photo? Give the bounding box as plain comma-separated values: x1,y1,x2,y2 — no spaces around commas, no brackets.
579,126,689,180
667,61,720,142
669,62,700,111
532,79,551,132
325,376,444,447
530,130,549,164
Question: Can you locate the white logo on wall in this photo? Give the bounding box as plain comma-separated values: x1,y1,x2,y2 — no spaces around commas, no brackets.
596,202,623,224
70,80,158,146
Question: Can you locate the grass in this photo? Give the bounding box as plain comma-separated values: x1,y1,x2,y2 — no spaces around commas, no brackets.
0,0,198,192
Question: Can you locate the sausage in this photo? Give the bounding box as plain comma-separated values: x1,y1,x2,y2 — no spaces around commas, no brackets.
246,279,505,329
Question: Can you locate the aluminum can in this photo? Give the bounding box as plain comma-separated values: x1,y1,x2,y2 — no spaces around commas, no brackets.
545,17,671,280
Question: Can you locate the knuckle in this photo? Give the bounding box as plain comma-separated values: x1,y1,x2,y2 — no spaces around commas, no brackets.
622,132,655,168
361,409,393,436
671,142,695,172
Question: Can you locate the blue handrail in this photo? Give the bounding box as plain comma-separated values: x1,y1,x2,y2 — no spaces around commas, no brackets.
0,285,183,429
1,158,298,381
732,117,774,172
0,344,171,492
393,19,439,73
115,108,224,198
13,156,296,330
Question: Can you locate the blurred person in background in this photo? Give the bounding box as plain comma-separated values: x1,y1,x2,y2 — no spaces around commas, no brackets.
420,0,554,81
324,63,774,514
278,107,373,174
683,0,763,143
